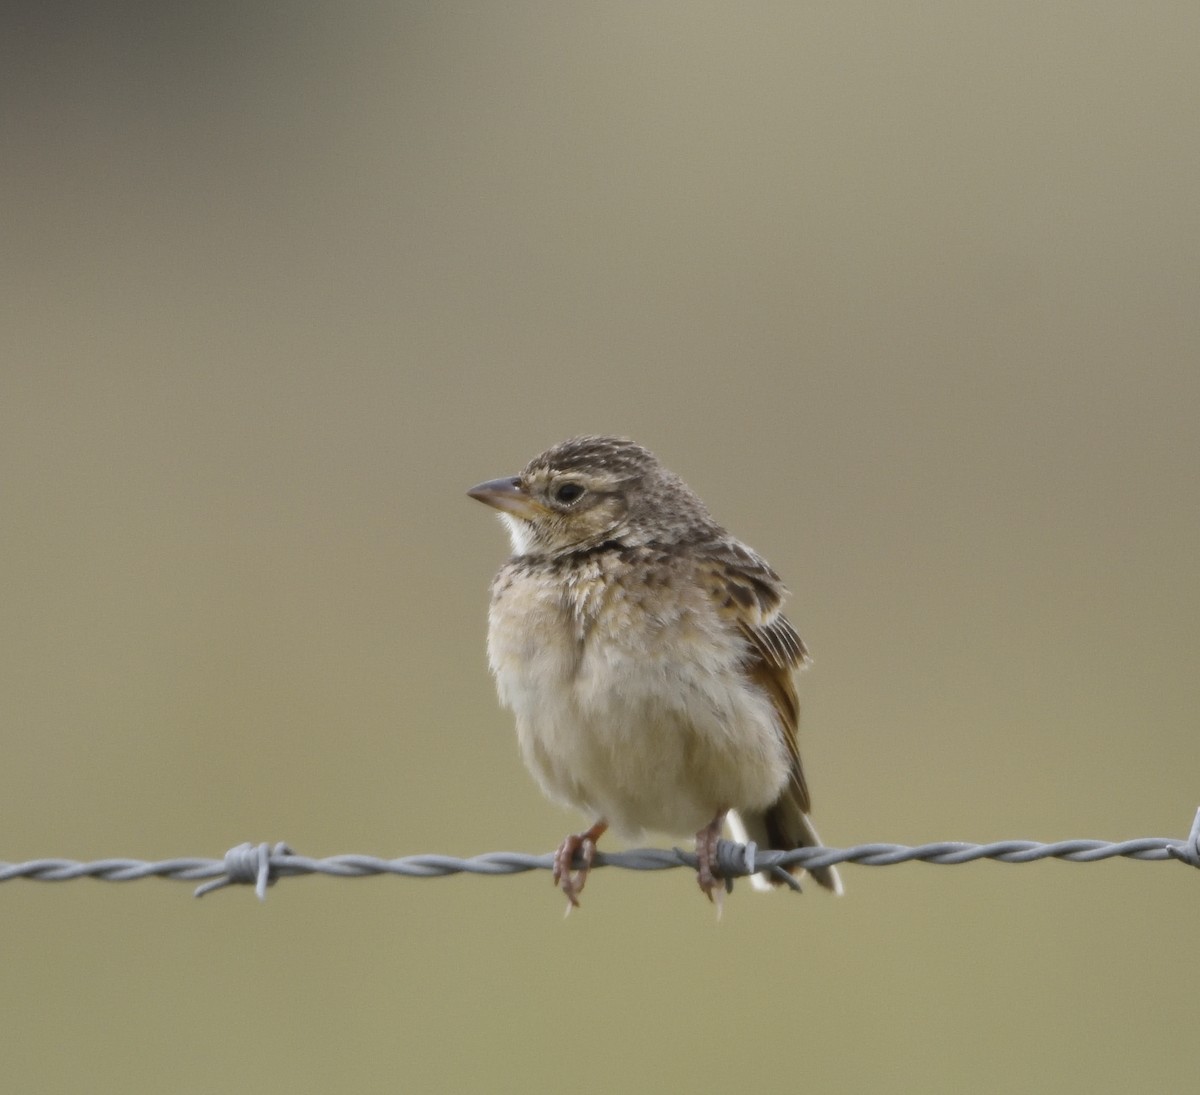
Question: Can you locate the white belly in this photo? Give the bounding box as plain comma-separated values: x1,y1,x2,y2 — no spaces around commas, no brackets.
487,569,790,839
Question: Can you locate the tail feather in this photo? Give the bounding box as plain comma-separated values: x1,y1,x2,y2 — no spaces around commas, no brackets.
730,804,843,896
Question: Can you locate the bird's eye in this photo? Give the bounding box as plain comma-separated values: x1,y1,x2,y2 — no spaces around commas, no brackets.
553,482,585,505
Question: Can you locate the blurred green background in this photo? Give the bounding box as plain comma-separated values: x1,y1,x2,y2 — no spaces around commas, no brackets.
3,4,1197,1092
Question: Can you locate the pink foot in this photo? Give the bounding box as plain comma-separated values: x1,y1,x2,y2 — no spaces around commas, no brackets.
552,820,608,908
695,812,728,902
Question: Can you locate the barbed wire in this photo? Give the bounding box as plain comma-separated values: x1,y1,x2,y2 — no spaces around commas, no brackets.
2,807,1197,900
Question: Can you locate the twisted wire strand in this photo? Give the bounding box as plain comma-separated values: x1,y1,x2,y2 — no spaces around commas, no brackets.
2,807,1196,900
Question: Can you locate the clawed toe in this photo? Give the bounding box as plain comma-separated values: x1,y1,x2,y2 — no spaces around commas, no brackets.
552,820,608,908
695,812,727,904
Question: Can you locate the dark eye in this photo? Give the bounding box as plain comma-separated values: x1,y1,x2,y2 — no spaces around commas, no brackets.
553,481,585,505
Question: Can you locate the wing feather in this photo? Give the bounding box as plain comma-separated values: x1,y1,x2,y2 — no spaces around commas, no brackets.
695,541,812,812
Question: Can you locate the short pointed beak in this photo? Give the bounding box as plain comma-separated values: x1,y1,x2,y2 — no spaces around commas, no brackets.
466,476,547,520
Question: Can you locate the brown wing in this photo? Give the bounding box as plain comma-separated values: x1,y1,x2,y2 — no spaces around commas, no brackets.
694,539,841,891
696,540,812,812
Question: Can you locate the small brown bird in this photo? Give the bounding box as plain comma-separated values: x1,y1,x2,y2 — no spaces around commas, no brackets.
468,437,841,906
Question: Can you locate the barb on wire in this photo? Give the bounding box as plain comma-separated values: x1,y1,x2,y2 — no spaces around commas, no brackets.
2,807,1197,900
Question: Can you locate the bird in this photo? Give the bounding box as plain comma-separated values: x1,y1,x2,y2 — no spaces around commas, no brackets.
467,436,841,907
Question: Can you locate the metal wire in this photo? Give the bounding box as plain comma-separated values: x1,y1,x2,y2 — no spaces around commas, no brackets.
2,807,1197,901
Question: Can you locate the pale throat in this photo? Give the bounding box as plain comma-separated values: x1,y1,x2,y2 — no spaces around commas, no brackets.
500,513,536,555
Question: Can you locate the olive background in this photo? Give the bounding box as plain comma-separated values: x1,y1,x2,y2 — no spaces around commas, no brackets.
3,5,1197,1093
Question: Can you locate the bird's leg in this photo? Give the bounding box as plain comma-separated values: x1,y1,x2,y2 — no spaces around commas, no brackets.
695,811,728,902
553,819,608,908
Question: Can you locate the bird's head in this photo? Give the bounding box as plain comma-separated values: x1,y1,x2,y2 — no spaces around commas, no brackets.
468,436,711,557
